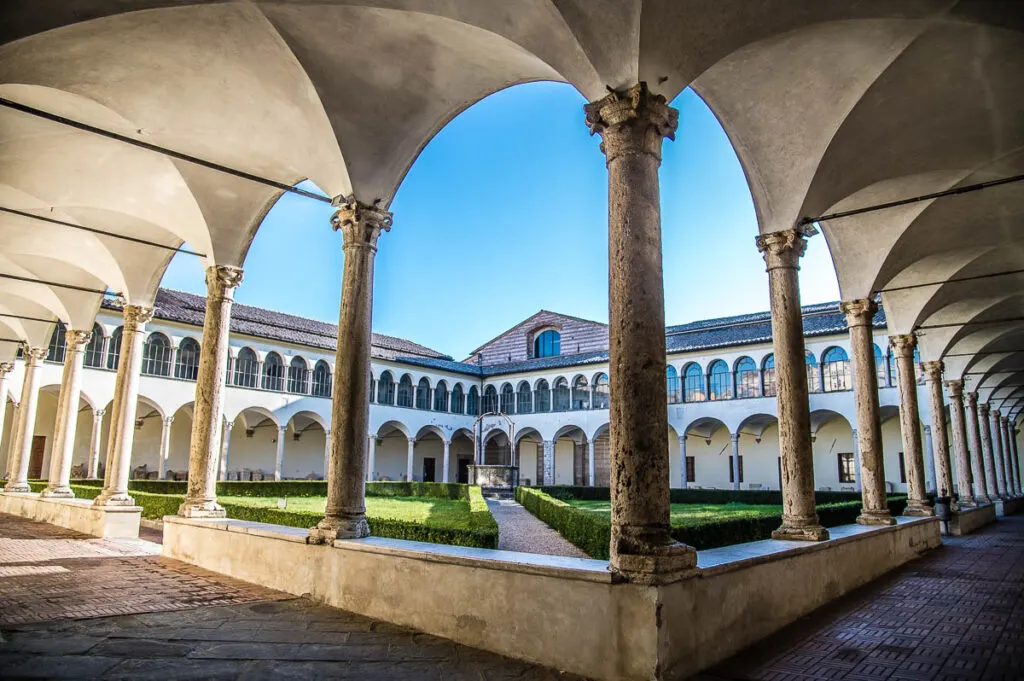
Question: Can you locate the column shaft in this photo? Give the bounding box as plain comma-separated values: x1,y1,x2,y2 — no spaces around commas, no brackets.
275,426,286,481
991,410,1007,498
1000,418,1014,496
679,436,688,489
44,330,90,497
543,440,554,486
179,266,242,517
441,439,449,483
219,422,232,481
0,363,14,479
923,362,953,499
924,425,937,493
965,393,990,503
851,428,861,492
731,433,741,491
1012,426,1022,495
87,409,105,479
588,440,596,487
889,335,932,515
979,405,1001,498
946,380,975,506
4,347,45,492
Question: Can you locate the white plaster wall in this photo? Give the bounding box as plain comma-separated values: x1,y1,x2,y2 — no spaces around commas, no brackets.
519,440,538,486
739,424,782,491
688,426,733,490
554,438,575,485
811,418,857,492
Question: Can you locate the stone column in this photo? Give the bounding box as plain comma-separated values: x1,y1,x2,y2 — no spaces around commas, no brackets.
841,299,893,525
945,380,975,506
0,362,13,478
87,409,104,479
922,361,953,499
542,439,554,485
177,266,241,516
588,440,596,487
585,82,696,582
889,335,931,515
1012,425,1022,495
679,435,688,489
1000,417,1015,496
274,425,286,481
4,346,46,492
991,409,1007,498
441,439,449,483
95,305,153,506
924,425,937,493
219,421,232,481
965,393,990,503
310,199,390,543
731,433,741,491
979,403,1001,498
4,402,20,482
851,428,861,491
42,330,90,497
756,229,828,542
154,416,173,480
404,438,415,482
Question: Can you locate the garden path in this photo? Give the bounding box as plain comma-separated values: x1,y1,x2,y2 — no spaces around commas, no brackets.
486,498,591,559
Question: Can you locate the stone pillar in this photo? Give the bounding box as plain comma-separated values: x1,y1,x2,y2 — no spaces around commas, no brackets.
585,82,696,582
1012,425,1022,495
755,229,828,541
219,421,232,481
841,300,893,525
542,439,554,486
965,392,990,503
588,440,596,487
979,404,1001,499
274,426,286,481
924,425,937,493
1000,417,1014,496
851,428,861,491
730,433,741,491
4,346,46,492
441,439,449,483
991,409,1007,498
679,435,688,489
87,409,105,479
154,416,173,481
310,199,390,543
43,330,91,498
4,402,20,482
945,380,975,506
889,335,931,515
405,438,415,482
922,361,953,499
0,362,13,479
95,305,153,507
178,266,242,517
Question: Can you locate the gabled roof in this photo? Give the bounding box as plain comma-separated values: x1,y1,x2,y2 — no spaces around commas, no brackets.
465,309,607,358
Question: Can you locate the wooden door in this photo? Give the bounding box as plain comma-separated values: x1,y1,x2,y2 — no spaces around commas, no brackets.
28,436,46,479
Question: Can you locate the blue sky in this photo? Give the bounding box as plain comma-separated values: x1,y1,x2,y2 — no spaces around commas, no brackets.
160,82,840,360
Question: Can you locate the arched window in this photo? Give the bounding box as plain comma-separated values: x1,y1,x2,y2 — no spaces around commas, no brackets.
234,348,258,387
451,384,464,414
708,360,732,401
397,374,414,407
517,381,532,414
84,324,104,368
377,371,395,404
415,378,431,410
262,352,285,391
312,360,332,397
553,377,570,411
467,385,479,416
142,333,171,376
46,324,67,363
592,373,610,410
500,383,515,413
666,366,681,404
735,357,758,399
288,356,309,394
873,344,886,386
822,347,851,392
571,376,590,410
175,338,200,380
683,363,705,402
106,327,123,370
762,354,777,397
806,352,821,393
534,379,551,412
482,385,499,413
428,380,446,411
534,329,560,358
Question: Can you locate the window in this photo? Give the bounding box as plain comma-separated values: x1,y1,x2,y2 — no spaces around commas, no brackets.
887,350,897,388
312,360,332,397
84,324,104,368
762,354,777,397
822,347,851,392
806,352,821,393
262,352,285,391
175,338,200,380
467,385,479,416
451,384,464,414
415,378,431,410
234,347,259,387
592,373,609,410
534,379,550,412
897,451,906,484
397,375,414,407
288,357,309,394
708,360,732,401
434,380,449,412
683,363,705,402
837,452,856,483
735,357,758,398
107,327,123,370
482,385,498,413
46,325,67,363
571,376,590,410
142,333,171,376
534,329,560,358
686,456,695,483
728,456,744,483
873,344,886,386
553,378,570,411
666,366,681,404
516,381,532,414
500,383,515,413
377,371,395,404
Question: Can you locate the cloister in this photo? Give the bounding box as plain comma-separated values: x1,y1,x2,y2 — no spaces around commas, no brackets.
1,2,1023,679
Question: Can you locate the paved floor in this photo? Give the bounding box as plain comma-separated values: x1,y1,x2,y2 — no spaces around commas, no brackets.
486,497,589,557
699,515,1024,681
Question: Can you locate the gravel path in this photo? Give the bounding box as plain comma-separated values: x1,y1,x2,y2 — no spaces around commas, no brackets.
486,498,591,558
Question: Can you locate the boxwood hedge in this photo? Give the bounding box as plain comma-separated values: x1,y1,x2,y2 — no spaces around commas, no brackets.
65,479,467,500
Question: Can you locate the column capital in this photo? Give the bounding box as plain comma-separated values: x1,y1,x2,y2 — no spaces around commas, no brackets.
65,329,92,350
94,408,106,419
22,344,47,364
755,226,817,270
966,391,978,407
730,432,740,443
163,416,174,426
0,361,14,376
330,197,392,251
921,360,944,383
123,304,155,328
888,333,917,357
206,265,244,300
584,82,678,163
979,402,990,416
945,379,964,398
840,298,878,327
991,408,1001,419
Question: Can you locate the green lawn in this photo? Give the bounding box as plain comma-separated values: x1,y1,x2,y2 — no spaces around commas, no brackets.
219,495,475,528
562,499,784,526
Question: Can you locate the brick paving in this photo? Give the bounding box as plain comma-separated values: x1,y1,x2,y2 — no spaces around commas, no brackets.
699,514,1024,681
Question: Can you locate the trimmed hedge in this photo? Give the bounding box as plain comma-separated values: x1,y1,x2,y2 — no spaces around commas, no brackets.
28,482,182,519
535,485,863,506
65,479,467,500
516,486,910,559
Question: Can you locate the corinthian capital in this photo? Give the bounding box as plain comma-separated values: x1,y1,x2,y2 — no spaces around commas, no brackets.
584,82,678,163
945,379,963,399
840,298,878,327
0,361,13,376
921,360,944,383
23,345,47,363
207,265,244,300
889,333,917,358
67,329,92,349
330,197,392,250
966,391,978,407
991,408,1001,419
755,225,818,270
123,304,155,328
979,402,990,417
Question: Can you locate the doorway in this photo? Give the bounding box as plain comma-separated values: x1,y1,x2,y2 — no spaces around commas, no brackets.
457,458,470,484
422,457,436,483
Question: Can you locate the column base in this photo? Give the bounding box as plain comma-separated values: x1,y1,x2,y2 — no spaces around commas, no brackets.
974,495,992,506
308,514,370,544
772,523,829,542
856,509,896,526
903,500,935,517
3,482,31,493
40,486,75,499
609,526,697,585
94,491,136,507
178,498,226,518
